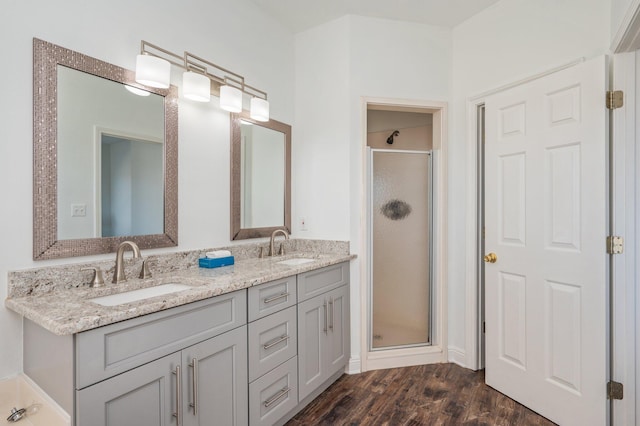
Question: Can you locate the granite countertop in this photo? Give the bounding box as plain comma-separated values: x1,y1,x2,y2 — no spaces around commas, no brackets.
5,252,355,336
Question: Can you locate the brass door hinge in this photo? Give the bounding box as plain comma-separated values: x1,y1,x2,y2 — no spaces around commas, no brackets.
608,381,624,400
607,90,623,110
607,236,624,254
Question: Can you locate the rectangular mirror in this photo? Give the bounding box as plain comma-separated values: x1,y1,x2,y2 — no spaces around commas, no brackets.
230,112,291,239
33,38,178,260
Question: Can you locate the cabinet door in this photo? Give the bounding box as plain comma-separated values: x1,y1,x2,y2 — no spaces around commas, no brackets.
182,326,248,426
76,352,180,426
326,285,350,377
297,294,326,401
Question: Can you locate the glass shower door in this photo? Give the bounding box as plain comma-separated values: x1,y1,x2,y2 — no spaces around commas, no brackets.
370,149,432,350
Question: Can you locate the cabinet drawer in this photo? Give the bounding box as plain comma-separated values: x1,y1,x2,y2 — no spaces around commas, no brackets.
248,306,297,382
249,356,298,426
248,276,297,321
76,290,247,389
297,262,349,302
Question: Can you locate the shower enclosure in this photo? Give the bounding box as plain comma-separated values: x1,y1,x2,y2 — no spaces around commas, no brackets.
369,149,433,350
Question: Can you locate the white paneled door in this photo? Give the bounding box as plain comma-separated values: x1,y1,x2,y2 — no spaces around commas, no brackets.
484,56,607,426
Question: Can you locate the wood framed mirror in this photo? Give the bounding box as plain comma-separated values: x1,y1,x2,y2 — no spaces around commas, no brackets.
230,111,291,240
33,38,178,260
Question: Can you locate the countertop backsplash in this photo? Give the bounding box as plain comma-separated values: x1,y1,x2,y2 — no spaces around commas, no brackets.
8,239,350,298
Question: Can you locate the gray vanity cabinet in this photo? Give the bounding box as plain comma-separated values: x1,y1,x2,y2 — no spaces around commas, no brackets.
76,326,248,426
61,291,248,426
297,263,350,402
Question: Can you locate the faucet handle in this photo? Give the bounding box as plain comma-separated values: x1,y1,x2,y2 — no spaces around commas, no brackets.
259,247,265,259
279,243,285,256
140,258,155,279
81,267,105,288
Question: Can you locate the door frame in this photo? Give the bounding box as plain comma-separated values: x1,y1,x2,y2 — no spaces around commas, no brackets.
609,51,638,426
360,97,448,372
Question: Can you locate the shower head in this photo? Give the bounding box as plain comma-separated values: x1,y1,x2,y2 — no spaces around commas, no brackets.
386,130,400,145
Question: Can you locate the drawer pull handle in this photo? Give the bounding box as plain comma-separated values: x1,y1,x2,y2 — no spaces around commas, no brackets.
173,365,182,426
329,297,334,331
189,358,199,415
323,301,328,334
263,292,290,304
264,387,291,408
263,334,290,350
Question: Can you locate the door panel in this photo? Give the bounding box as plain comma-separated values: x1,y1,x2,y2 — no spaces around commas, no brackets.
182,326,248,426
297,295,324,401
76,352,179,426
327,286,349,376
484,56,607,426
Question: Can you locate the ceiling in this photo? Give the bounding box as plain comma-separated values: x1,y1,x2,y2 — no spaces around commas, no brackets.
249,0,501,33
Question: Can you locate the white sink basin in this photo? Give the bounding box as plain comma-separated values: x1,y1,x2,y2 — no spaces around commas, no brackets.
90,283,191,307
277,258,316,266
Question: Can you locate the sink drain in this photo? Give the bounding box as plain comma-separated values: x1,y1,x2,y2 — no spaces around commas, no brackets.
7,407,27,422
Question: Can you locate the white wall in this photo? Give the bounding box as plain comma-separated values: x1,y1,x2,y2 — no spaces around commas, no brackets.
294,15,451,371
451,0,611,366
0,0,293,380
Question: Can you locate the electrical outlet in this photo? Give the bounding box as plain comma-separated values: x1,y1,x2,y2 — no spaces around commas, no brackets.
71,204,86,217
300,216,308,231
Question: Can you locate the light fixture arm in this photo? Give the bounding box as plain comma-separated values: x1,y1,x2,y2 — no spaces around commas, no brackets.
140,40,184,69
136,40,270,120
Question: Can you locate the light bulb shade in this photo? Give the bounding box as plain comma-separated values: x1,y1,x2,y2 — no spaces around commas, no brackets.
124,85,151,97
183,71,211,102
250,97,270,122
135,54,170,88
220,85,243,112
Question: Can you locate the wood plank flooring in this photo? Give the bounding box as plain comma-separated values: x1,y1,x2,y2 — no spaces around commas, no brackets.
286,363,556,426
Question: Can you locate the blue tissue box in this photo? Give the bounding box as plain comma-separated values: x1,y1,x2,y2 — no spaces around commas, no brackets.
199,256,235,268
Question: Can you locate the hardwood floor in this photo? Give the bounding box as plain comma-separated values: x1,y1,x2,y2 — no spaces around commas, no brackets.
286,363,556,426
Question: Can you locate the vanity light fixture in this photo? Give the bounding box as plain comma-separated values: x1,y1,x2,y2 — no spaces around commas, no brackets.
250,96,270,122
135,40,269,120
182,71,211,102
135,54,171,88
220,83,243,112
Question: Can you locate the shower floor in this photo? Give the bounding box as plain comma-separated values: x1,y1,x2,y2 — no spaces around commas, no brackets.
372,321,429,349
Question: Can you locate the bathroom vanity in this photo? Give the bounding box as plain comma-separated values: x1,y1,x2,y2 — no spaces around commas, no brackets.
6,249,352,426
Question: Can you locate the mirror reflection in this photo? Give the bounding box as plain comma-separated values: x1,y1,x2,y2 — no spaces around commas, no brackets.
231,112,291,240
240,120,285,228
56,66,165,239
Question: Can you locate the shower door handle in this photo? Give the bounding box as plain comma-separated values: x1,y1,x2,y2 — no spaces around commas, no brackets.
483,252,497,263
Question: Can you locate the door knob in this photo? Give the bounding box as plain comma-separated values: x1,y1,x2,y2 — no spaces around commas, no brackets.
483,252,497,263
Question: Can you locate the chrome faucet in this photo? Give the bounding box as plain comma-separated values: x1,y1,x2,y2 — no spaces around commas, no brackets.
113,241,141,283
269,229,290,256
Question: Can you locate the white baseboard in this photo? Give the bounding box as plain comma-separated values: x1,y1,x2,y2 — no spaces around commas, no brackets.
346,357,361,374
448,346,467,368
